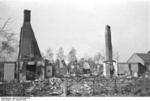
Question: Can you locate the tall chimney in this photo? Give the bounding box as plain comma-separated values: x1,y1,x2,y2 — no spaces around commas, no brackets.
18,9,43,81
19,9,42,61
105,25,113,61
24,10,31,22
104,25,114,77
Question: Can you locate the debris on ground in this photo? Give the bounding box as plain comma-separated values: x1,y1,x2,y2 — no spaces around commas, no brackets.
1,76,150,96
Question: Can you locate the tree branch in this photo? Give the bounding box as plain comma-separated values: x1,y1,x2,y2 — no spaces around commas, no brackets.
0,17,12,33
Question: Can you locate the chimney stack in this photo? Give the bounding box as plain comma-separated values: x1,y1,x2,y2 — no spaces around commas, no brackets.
104,25,115,77
105,25,113,61
24,10,31,22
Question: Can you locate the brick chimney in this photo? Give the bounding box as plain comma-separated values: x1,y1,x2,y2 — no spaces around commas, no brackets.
19,9,42,61
105,25,113,61
24,10,31,22
104,25,116,77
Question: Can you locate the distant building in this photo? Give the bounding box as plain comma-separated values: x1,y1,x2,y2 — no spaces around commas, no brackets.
117,51,150,77
127,51,150,72
118,62,146,77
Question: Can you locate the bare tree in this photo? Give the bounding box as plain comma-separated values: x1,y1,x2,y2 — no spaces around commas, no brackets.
93,52,105,64
56,47,65,61
45,48,54,62
0,18,18,61
0,18,12,32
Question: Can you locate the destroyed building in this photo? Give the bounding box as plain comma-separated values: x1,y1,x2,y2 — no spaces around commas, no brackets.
117,52,150,77
18,10,44,81
127,51,150,72
102,25,147,77
117,62,146,77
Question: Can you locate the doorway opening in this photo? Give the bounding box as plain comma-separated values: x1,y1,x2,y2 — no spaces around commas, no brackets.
26,64,36,80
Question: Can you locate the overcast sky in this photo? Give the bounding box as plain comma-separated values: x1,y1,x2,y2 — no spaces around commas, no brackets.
0,0,149,62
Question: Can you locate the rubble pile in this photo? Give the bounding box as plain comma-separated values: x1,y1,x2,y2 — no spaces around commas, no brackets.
25,78,65,96
67,77,117,96
92,78,117,96
2,76,150,96
4,80,25,96
122,77,150,96
2,78,64,96
24,80,49,96
69,82,93,96
92,77,150,96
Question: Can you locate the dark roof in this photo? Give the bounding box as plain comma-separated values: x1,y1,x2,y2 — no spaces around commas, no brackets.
136,53,150,63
